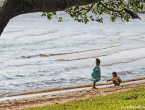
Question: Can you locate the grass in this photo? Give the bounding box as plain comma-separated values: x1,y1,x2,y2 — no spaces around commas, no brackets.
25,87,145,110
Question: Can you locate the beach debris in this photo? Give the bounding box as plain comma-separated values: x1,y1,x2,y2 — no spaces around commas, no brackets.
21,55,31,58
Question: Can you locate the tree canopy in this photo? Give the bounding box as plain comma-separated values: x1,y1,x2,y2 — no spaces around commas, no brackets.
42,0,143,23
0,0,144,36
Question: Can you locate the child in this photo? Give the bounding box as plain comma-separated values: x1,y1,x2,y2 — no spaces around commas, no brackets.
91,58,101,89
107,72,122,86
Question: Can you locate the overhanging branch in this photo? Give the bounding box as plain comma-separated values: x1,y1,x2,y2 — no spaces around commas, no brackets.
65,4,94,15
99,2,123,13
0,0,102,36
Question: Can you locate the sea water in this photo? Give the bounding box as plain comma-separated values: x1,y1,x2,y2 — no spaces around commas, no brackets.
0,12,145,95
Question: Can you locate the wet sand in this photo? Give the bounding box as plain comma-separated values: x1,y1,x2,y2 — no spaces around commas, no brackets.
0,78,145,110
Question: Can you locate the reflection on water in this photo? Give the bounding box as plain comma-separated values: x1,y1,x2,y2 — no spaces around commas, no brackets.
0,12,145,95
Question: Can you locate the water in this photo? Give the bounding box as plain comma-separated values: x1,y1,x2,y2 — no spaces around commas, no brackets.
0,12,145,95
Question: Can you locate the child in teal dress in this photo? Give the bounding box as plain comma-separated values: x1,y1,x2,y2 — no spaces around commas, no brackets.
91,58,101,89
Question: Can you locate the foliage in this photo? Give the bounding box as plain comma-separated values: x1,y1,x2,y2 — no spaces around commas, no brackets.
25,87,145,110
42,0,145,23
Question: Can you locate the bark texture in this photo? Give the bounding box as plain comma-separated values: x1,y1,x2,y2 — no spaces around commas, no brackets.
0,0,101,36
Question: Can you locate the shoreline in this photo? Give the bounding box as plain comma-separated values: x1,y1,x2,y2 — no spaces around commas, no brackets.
0,78,145,110
2,76,145,97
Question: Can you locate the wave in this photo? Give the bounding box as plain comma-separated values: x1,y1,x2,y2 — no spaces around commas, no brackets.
69,32,86,37
55,56,145,69
21,43,122,58
138,34,145,40
4,76,145,97
29,29,58,36
101,57,145,66
57,46,145,61
57,52,116,61
4,30,22,34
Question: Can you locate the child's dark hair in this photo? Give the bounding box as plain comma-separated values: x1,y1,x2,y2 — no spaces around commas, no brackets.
112,72,117,77
96,58,100,65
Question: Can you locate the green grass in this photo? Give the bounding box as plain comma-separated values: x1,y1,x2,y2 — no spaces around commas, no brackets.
25,87,145,110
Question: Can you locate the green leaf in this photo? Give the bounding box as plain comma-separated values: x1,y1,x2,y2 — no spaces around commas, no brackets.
41,13,46,17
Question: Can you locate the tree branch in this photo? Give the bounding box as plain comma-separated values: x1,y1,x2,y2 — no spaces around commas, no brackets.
0,0,102,36
65,4,94,15
99,2,123,13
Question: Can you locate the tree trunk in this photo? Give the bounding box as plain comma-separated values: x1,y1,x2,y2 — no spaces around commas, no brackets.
0,0,101,36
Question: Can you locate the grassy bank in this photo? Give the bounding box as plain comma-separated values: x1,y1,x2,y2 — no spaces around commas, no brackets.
25,87,145,110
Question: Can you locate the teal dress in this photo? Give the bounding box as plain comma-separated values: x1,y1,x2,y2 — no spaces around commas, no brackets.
91,65,101,82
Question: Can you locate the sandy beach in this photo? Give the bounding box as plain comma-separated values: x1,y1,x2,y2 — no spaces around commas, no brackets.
0,79,145,110
0,1,145,110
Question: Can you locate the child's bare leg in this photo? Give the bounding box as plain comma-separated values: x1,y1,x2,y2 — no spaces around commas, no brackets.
92,82,97,89
113,80,119,86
